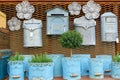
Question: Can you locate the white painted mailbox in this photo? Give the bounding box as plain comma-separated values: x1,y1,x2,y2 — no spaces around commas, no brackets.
46,7,69,35
74,16,96,45
23,18,42,47
101,12,118,42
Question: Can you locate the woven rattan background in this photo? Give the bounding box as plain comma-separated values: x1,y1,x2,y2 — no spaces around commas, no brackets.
0,29,9,49
0,1,120,57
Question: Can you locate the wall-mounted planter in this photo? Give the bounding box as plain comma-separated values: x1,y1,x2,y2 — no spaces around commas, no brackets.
46,7,69,35
89,58,104,79
47,54,64,77
62,57,81,80
22,55,33,77
101,12,118,42
96,55,112,75
72,54,90,76
8,61,24,80
23,18,42,47
29,62,54,80
111,62,120,79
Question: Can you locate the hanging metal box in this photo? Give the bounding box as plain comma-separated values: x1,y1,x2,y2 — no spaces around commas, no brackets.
101,12,118,42
23,18,42,47
46,7,69,35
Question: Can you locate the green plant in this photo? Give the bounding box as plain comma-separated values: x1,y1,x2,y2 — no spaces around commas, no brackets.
31,53,53,63
59,30,83,57
113,52,120,62
9,52,24,61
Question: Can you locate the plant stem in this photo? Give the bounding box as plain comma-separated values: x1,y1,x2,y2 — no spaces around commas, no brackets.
70,48,72,57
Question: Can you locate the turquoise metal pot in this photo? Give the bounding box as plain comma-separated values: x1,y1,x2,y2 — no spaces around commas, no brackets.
47,54,64,77
62,57,81,80
22,55,33,77
96,55,112,75
72,54,90,76
8,61,24,80
29,62,54,80
89,58,104,79
111,62,120,79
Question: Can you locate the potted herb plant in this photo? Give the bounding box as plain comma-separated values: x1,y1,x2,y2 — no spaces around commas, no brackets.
29,53,53,80
111,52,120,79
8,52,24,80
59,30,83,80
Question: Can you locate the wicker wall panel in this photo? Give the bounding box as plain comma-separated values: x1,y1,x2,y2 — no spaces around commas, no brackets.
0,1,119,56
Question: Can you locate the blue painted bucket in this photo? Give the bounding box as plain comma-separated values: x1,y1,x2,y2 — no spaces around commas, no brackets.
47,54,64,77
89,58,104,79
29,62,54,80
22,55,33,77
8,61,24,80
72,54,90,76
111,62,120,79
62,57,81,80
96,55,112,75
0,59,5,79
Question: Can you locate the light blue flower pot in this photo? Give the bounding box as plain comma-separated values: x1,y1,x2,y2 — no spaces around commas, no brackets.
29,62,54,80
22,55,34,77
72,54,90,76
47,54,64,77
96,55,112,75
111,62,120,79
8,61,24,80
89,58,104,79
62,57,81,80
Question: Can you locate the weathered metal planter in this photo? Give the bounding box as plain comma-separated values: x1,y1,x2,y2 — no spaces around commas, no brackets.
89,58,104,79
0,59,7,79
0,49,12,79
72,54,90,76
8,61,24,80
22,55,33,77
47,54,64,77
62,57,81,80
29,62,54,80
96,55,112,75
111,62,120,79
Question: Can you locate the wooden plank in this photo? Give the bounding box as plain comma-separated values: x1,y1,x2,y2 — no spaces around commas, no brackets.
0,0,119,2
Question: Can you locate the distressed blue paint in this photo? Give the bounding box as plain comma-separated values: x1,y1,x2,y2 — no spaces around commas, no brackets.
62,57,81,80
96,55,112,75
101,12,118,42
22,55,33,77
111,62,120,79
0,59,6,79
46,7,69,35
47,54,64,77
8,61,24,80
0,50,12,79
89,58,104,79
72,54,90,76
29,63,54,80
